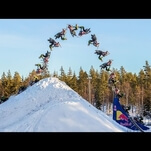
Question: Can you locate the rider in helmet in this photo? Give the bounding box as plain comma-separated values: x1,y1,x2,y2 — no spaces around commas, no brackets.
39,50,51,63
108,72,117,87
95,50,110,61
35,63,47,74
100,59,112,71
78,26,91,36
54,28,67,40
114,88,125,98
48,38,61,50
88,34,99,47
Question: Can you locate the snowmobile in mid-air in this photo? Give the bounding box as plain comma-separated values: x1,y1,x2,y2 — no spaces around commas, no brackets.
54,28,67,40
100,60,112,71
78,28,91,36
95,50,110,61
67,24,77,37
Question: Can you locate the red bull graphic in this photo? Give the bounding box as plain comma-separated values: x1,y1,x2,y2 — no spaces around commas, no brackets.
113,97,149,131
116,110,132,126
117,111,129,122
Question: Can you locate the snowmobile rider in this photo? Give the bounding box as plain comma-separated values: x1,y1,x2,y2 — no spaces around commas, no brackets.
78,26,91,36
100,59,112,71
35,63,47,74
48,38,61,51
108,72,117,87
39,50,51,63
114,88,125,98
54,28,67,40
67,24,78,37
39,50,51,59
88,34,99,47
95,50,109,61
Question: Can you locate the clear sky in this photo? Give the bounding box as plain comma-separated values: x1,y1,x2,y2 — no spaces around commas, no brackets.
0,77,138,132
1,19,151,78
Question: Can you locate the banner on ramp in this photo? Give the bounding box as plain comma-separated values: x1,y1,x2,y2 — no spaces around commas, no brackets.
113,97,149,131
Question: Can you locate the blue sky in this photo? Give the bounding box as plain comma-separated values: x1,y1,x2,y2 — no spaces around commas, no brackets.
0,19,151,78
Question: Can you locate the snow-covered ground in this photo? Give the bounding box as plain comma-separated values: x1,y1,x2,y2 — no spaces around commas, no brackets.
0,77,150,132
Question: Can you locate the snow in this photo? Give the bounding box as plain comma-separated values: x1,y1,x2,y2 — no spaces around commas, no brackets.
0,77,150,132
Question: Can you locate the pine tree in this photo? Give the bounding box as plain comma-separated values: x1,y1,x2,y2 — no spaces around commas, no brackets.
59,66,66,82
11,72,22,94
68,72,78,92
77,67,88,100
1,72,8,98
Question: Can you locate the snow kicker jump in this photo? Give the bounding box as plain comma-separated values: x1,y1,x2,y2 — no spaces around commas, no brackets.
113,97,150,132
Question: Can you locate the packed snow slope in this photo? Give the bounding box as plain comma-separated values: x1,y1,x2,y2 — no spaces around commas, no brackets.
0,77,128,132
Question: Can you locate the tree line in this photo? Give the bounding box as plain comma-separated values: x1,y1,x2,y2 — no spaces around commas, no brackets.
0,61,151,116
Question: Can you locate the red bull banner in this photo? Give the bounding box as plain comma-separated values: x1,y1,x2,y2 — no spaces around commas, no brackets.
113,97,149,131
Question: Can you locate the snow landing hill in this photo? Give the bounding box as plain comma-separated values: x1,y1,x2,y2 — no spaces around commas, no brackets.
0,77,127,132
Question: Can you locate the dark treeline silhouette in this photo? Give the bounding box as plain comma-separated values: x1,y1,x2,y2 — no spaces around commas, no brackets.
0,61,151,117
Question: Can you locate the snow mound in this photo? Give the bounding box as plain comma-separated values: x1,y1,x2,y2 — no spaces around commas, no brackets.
0,77,127,132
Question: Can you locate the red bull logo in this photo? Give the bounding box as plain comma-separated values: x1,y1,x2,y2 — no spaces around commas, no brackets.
116,110,132,126
118,113,129,122
116,110,128,122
